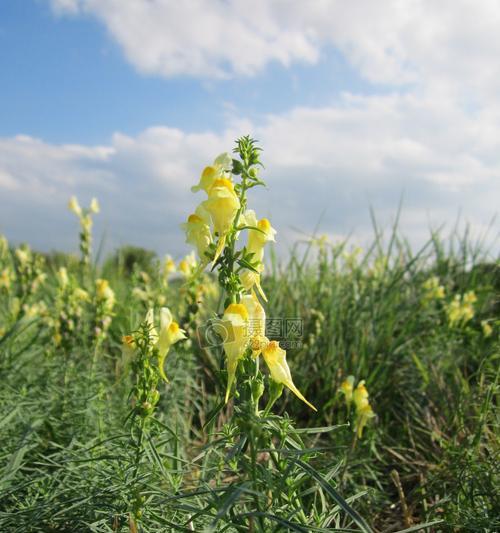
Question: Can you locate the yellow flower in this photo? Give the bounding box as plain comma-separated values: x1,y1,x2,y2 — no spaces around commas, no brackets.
447,293,475,327
89,198,100,214
96,278,115,311
23,302,48,319
202,178,240,262
74,288,90,301
181,206,212,261
463,291,477,305
339,376,355,405
0,268,12,290
355,403,375,438
352,380,375,438
15,247,30,266
121,334,136,367
57,267,69,288
353,380,369,411
245,211,277,261
262,340,316,411
240,211,276,299
191,153,232,193
481,320,493,338
157,307,187,381
68,195,82,217
221,303,250,403
422,276,445,301
178,251,197,276
163,254,176,276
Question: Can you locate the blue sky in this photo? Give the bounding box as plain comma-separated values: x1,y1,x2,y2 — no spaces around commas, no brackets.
1,1,383,144
0,0,498,258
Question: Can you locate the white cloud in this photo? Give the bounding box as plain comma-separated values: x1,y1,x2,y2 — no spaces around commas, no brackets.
1,90,498,256
49,0,500,104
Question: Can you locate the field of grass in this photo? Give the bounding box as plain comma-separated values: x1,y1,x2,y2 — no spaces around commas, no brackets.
0,142,498,532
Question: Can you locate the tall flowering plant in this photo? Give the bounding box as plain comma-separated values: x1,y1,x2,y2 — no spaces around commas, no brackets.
179,137,351,532
184,136,314,414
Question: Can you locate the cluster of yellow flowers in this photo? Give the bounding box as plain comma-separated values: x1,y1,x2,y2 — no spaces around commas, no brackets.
68,196,100,265
94,278,115,340
422,276,445,302
122,307,186,382
161,252,199,283
68,196,100,224
51,267,89,346
446,290,477,327
14,245,47,296
339,376,376,438
220,295,315,409
0,265,14,291
184,152,313,410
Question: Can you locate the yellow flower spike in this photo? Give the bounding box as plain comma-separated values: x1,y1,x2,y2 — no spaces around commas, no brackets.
221,303,250,403
339,375,355,406
353,380,369,411
181,206,212,262
202,179,240,263
74,288,90,302
0,268,12,290
68,195,82,217
15,247,30,266
81,214,93,232
262,341,316,411
447,292,476,327
57,267,69,288
355,403,375,438
157,307,187,382
96,278,115,311
191,153,233,194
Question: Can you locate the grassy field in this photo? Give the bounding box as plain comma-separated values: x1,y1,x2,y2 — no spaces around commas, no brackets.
0,142,498,532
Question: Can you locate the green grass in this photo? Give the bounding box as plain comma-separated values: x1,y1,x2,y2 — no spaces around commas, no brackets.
0,227,498,532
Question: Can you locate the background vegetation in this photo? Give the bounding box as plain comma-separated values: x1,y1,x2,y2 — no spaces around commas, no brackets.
0,224,498,532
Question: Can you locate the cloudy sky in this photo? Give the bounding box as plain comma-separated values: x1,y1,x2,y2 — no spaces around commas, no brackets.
1,0,499,259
